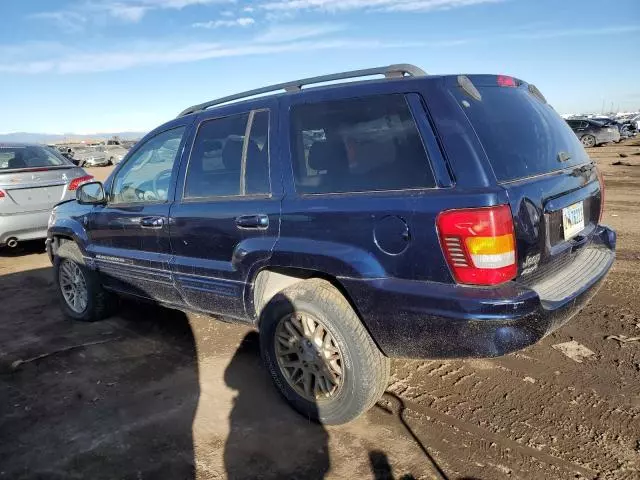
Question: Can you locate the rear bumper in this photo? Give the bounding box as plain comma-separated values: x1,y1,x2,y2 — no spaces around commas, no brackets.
0,210,50,244
342,226,616,359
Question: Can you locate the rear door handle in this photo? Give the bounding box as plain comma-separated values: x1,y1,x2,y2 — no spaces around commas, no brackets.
235,214,269,229
140,216,165,229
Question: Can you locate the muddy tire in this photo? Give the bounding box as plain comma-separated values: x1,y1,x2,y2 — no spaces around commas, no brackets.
53,242,115,322
259,278,390,425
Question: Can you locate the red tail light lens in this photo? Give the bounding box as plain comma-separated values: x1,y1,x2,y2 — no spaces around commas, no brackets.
68,175,94,191
0,189,5,199
437,205,517,286
596,166,605,223
497,75,517,87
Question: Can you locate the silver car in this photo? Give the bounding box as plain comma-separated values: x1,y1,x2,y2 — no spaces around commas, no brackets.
0,143,92,248
73,147,110,167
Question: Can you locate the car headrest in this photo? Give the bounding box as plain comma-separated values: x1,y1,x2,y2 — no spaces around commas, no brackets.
222,139,243,171
222,138,263,171
8,153,27,169
308,140,349,172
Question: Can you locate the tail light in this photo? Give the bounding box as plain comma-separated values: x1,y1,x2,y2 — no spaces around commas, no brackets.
437,205,517,286
596,166,605,223
0,189,5,200
68,175,94,191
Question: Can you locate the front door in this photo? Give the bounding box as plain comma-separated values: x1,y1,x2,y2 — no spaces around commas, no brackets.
169,104,281,320
87,124,189,304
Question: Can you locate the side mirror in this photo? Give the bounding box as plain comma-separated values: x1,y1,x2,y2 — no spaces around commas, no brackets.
77,181,106,205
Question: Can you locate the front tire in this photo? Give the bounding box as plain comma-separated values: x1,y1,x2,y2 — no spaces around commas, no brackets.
581,134,596,148
259,278,390,425
54,242,115,322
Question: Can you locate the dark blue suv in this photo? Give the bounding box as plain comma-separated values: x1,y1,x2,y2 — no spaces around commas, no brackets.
47,64,616,424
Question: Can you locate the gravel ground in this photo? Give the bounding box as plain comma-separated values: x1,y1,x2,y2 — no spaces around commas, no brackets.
0,140,639,480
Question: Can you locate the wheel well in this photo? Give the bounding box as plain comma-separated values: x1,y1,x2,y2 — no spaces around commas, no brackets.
252,267,360,323
252,267,386,355
51,235,74,256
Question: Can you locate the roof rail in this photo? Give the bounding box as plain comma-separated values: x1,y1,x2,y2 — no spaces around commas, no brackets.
177,63,426,117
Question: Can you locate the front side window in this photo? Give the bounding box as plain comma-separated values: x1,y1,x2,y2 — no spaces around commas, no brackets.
184,110,270,198
290,94,435,194
110,126,185,204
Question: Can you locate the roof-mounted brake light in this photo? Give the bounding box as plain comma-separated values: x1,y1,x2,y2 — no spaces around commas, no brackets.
497,75,517,87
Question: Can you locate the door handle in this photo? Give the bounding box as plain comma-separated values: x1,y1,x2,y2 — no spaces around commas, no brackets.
140,216,165,229
235,214,269,229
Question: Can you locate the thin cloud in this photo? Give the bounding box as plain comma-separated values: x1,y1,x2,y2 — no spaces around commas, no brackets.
29,11,88,32
0,37,425,74
31,0,234,28
260,0,504,12
255,23,345,43
193,17,256,28
506,24,640,40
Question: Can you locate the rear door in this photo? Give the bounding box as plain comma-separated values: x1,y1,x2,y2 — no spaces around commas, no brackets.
277,87,453,284
87,123,190,304
169,102,280,320
434,75,603,282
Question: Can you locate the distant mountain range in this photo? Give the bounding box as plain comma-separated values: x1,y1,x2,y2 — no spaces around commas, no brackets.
0,131,146,144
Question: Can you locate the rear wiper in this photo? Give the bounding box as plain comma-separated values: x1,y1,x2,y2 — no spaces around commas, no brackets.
571,163,596,176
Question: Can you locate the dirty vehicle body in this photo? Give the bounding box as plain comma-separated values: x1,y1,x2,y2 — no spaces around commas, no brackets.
0,143,92,248
47,65,616,424
566,118,620,147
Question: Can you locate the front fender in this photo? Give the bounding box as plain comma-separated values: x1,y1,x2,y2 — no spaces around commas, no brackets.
47,202,93,256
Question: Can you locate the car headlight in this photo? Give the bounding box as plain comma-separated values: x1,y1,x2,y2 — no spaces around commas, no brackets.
48,208,57,228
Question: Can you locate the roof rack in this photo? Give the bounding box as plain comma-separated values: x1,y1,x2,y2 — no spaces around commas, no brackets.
177,63,426,117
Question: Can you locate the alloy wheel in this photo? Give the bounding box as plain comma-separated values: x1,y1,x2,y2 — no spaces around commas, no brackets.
275,312,344,401
59,259,88,313
581,135,595,147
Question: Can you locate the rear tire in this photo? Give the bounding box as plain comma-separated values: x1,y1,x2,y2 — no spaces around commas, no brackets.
259,278,390,425
53,242,115,322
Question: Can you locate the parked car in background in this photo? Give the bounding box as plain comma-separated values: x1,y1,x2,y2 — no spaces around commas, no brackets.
0,143,92,248
566,118,620,147
48,65,615,425
73,147,110,167
102,145,129,164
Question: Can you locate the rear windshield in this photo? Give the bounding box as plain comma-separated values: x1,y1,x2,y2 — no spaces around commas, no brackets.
449,80,589,182
0,145,69,170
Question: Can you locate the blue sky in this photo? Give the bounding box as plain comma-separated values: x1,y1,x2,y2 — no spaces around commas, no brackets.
1,0,639,133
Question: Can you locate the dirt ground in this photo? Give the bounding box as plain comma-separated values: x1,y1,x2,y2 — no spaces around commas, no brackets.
1,140,639,480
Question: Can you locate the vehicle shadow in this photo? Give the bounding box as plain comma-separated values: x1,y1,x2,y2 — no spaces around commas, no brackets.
222,330,330,479
0,266,200,479
0,265,333,479
0,239,46,257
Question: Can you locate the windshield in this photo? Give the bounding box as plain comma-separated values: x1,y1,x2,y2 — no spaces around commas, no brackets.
0,145,70,170
448,79,590,182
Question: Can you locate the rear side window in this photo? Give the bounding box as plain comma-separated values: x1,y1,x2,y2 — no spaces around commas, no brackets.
184,110,270,198
290,94,435,194
448,79,589,182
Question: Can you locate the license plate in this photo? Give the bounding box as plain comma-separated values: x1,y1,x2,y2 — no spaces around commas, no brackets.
562,201,585,240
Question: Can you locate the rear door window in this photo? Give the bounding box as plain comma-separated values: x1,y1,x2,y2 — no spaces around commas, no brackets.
290,94,435,194
184,110,270,198
448,77,589,182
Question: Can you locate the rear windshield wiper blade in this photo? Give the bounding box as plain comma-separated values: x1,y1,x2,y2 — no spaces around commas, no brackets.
571,162,596,176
